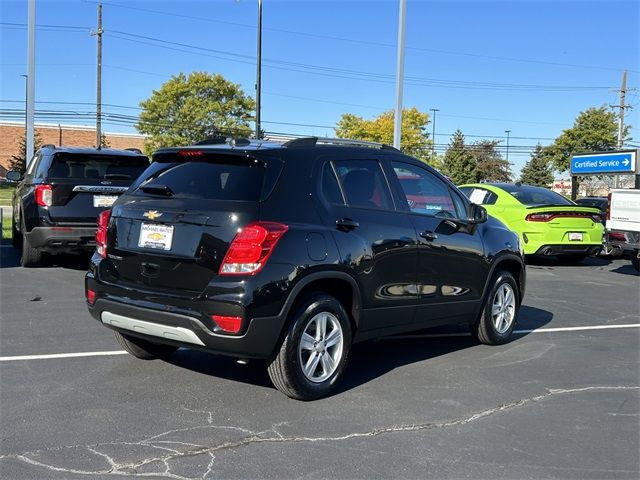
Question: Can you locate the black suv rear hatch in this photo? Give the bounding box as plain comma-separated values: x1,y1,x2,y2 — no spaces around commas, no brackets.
47,152,149,223
104,149,282,294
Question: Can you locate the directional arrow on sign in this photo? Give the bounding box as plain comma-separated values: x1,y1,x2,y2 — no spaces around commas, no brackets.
623,159,630,166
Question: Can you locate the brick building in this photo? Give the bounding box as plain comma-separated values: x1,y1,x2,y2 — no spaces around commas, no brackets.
0,122,145,176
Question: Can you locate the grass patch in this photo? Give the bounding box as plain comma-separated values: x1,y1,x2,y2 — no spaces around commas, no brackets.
1,213,11,241
0,184,14,205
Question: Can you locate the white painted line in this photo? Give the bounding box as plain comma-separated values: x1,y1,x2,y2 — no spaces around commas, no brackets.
0,350,127,362
1,324,639,362
386,323,640,340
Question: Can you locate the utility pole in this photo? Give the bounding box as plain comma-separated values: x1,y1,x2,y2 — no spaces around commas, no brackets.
92,3,103,149
393,0,407,149
26,0,36,163
255,0,262,139
614,70,628,188
429,108,439,158
21,74,28,156
505,130,511,162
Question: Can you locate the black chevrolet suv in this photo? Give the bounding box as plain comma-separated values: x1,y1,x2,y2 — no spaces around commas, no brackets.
85,138,525,400
8,146,149,267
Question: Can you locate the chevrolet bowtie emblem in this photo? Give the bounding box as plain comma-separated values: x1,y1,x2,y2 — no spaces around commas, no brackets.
143,210,162,220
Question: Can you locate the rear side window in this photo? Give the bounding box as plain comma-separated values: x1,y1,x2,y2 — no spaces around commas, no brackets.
49,153,149,181
392,162,458,218
500,184,572,206
459,187,498,205
134,160,265,201
333,159,393,210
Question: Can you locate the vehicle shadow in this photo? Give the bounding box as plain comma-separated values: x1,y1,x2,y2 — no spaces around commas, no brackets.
0,242,91,271
610,263,639,276
526,255,611,268
165,304,553,397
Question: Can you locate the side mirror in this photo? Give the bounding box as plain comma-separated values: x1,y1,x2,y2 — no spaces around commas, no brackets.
468,203,488,224
6,171,22,183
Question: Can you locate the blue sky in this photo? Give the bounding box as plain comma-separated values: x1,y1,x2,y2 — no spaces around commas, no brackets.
1,0,638,174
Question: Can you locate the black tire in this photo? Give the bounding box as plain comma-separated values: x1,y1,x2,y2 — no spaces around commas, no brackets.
114,331,178,360
561,254,587,264
632,250,640,272
601,244,623,258
11,217,21,248
267,294,352,401
20,229,43,267
472,270,520,346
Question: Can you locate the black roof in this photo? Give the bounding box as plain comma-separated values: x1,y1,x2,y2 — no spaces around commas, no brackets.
39,146,146,157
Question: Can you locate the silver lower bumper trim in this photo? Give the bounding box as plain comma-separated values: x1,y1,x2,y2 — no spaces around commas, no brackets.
101,311,205,346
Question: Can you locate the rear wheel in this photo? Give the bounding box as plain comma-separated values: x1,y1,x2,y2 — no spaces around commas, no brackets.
472,270,519,345
21,228,43,267
11,217,21,248
114,331,178,360
268,294,352,400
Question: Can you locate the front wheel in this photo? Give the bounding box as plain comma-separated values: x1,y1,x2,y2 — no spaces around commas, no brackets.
632,250,640,272
472,270,520,345
114,331,178,360
267,294,352,400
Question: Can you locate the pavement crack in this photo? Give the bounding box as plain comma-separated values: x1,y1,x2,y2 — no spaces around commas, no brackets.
2,385,637,478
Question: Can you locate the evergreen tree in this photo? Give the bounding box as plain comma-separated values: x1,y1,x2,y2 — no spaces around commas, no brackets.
470,139,512,182
520,144,554,187
9,131,43,173
442,130,477,185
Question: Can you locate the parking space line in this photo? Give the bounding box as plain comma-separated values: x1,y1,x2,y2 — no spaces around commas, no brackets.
0,350,128,362
1,324,638,362
387,323,640,340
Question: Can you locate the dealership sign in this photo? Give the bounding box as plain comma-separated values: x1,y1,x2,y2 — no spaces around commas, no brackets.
570,150,637,175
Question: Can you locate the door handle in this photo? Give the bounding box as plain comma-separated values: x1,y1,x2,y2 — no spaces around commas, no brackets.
420,230,438,241
336,218,359,232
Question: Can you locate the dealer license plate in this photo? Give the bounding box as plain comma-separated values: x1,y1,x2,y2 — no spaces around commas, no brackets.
568,232,583,241
93,195,118,208
138,223,174,251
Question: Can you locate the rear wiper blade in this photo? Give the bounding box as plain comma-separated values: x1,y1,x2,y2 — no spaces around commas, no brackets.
139,183,174,196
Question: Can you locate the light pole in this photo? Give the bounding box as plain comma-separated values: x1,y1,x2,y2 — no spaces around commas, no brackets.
26,0,36,162
21,74,28,153
429,108,439,158
255,0,262,139
505,130,511,162
393,0,407,149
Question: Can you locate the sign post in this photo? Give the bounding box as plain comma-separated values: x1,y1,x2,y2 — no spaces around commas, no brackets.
569,150,638,200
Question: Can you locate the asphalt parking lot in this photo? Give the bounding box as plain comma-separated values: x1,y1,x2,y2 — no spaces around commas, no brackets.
1,245,638,479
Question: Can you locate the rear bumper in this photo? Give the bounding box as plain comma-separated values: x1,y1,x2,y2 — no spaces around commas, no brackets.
26,226,96,252
607,230,640,251
86,289,286,360
533,244,602,256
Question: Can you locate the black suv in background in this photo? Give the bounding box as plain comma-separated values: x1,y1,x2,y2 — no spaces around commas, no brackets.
85,138,526,400
8,146,149,267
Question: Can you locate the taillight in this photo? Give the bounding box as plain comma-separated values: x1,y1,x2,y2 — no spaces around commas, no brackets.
96,209,111,258
219,222,288,275
606,193,611,221
35,185,52,207
211,315,242,334
525,213,553,222
178,149,204,157
86,289,96,305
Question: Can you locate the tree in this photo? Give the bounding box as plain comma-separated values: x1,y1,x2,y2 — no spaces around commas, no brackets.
335,107,433,163
542,106,630,172
470,140,512,182
9,131,43,173
137,72,256,153
99,133,110,149
519,144,553,187
441,130,477,184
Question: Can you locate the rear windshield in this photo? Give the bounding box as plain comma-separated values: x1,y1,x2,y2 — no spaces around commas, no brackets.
49,153,149,181
132,158,265,201
500,184,573,206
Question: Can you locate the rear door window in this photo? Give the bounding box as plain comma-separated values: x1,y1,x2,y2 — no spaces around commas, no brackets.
134,159,265,201
48,153,149,181
392,162,459,218
332,159,393,210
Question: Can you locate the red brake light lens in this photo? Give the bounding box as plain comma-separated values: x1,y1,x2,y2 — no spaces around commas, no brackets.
219,222,288,275
178,150,204,157
35,185,53,207
525,213,553,222
95,209,112,258
86,289,96,305
211,315,242,334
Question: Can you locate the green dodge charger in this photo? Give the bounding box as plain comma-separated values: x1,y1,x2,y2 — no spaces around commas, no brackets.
459,183,604,262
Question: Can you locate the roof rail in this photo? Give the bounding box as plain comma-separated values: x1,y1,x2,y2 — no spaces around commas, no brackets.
40,144,56,150
283,136,399,151
125,147,143,154
194,136,252,147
